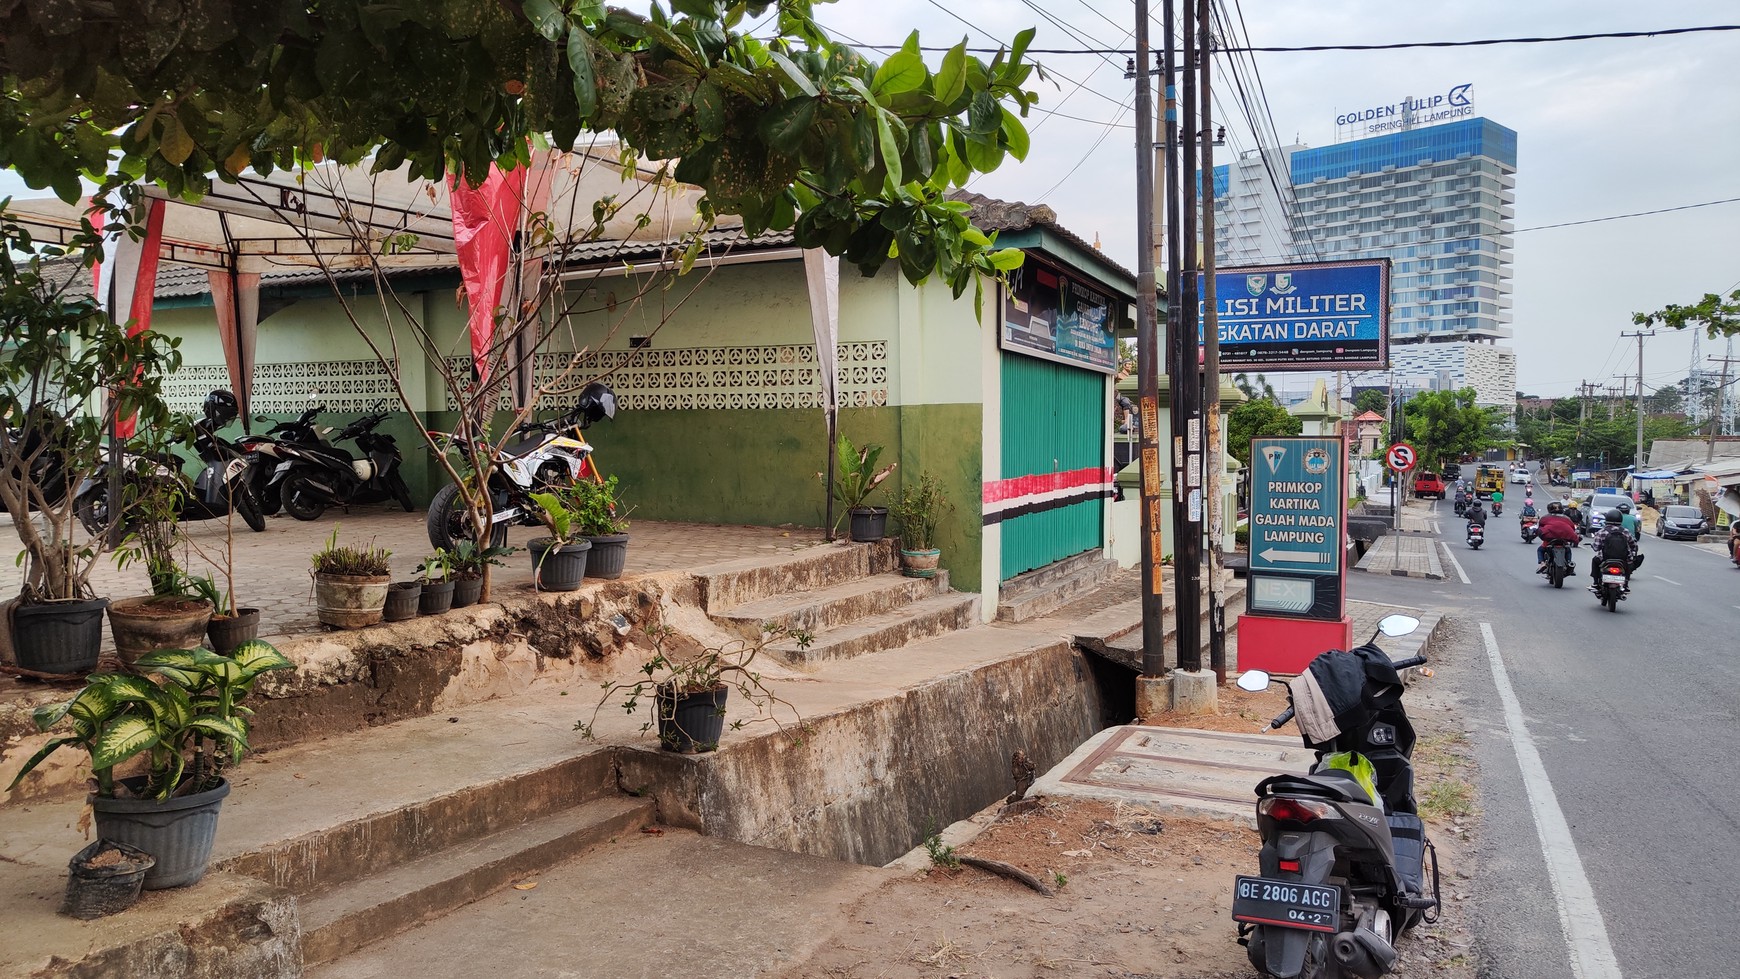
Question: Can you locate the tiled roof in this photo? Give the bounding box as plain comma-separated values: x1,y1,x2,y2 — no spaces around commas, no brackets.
948,190,1137,288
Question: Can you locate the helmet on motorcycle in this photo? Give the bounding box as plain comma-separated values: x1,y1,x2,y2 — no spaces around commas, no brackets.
574,382,617,428
202,389,239,426
1605,509,1624,525
1547,501,1564,515
1616,500,1632,513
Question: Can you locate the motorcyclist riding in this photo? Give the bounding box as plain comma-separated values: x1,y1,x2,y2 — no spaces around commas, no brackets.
1465,498,1487,529
1617,499,1641,538
1590,508,1639,593
1537,501,1580,572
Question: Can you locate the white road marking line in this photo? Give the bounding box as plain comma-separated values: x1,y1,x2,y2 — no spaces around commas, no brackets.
1438,541,1471,584
1653,575,1683,586
1479,622,1624,979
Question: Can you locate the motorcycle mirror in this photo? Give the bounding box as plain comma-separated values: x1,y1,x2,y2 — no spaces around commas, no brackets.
1235,670,1272,692
1376,614,1420,638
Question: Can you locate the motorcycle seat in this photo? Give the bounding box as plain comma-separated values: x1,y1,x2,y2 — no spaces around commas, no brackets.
1256,771,1375,806
1387,813,1428,895
502,436,556,459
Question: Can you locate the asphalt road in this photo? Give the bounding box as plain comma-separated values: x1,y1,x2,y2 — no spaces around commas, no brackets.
1348,474,1740,979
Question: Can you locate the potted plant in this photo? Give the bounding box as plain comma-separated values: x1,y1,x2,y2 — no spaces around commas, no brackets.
575,625,811,754
107,475,215,666
384,580,421,622
821,435,897,542
7,641,295,889
310,527,392,628
0,209,182,675
527,490,591,591
446,539,511,608
416,549,456,615
888,472,953,578
569,475,632,579
182,488,260,654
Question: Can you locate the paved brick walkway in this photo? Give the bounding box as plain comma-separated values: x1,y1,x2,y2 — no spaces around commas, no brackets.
1353,533,1444,579
0,507,827,644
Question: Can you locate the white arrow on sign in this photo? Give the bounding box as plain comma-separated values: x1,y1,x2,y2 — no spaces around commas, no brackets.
1259,548,1330,564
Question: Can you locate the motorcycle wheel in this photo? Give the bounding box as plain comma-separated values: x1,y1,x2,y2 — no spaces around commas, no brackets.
75,487,110,537
426,482,508,551
281,476,327,521
1605,588,1619,612
255,473,282,516
233,481,267,533
1550,566,1564,588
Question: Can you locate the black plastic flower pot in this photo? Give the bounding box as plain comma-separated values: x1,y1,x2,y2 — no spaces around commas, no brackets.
418,578,456,615
383,582,421,622
206,608,261,656
62,839,155,920
451,574,483,608
10,597,109,675
92,776,230,890
584,534,630,579
527,537,591,592
656,684,729,753
848,506,889,542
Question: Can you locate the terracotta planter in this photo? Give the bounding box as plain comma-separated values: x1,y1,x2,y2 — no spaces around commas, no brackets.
108,596,214,666
899,548,942,578
205,608,261,655
312,573,390,629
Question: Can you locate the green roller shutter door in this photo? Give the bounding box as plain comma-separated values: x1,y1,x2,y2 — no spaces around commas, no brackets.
999,354,1105,579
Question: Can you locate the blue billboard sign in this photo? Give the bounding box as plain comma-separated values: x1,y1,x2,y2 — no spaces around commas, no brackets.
1246,437,1346,621
1198,259,1390,372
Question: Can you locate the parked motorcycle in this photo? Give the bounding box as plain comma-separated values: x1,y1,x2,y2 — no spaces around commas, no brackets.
234,400,331,516
1594,556,1629,611
426,382,616,550
1465,522,1484,549
1233,614,1438,979
268,404,414,521
74,390,266,535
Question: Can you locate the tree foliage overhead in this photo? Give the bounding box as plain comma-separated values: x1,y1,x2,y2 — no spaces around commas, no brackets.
1634,289,1740,337
1225,395,1300,466
0,0,1041,291
1353,389,1388,417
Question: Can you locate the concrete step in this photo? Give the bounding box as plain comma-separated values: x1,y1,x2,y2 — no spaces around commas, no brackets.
301,796,655,967
771,592,981,665
1086,579,1247,674
996,555,1120,623
218,750,621,895
713,571,949,639
692,539,899,614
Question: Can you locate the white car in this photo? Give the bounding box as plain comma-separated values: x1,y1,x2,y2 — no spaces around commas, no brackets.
1510,470,1531,485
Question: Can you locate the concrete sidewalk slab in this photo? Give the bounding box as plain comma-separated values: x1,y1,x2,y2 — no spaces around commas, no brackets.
1354,534,1444,579
1030,725,1314,823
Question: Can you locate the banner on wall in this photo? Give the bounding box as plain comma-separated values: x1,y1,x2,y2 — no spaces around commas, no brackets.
1000,257,1120,374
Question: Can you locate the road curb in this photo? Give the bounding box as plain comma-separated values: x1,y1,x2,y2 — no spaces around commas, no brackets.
1351,564,1445,581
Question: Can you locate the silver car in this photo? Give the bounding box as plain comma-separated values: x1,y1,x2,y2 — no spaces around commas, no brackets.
1655,505,1710,540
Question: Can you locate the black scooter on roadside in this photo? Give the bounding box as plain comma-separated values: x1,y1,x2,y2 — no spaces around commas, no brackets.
1233,614,1439,979
74,390,266,535
267,404,414,521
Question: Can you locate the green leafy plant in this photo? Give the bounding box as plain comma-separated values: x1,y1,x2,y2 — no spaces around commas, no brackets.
923,830,961,870
888,472,952,551
568,475,632,537
183,573,233,617
821,435,897,525
7,641,295,800
574,623,812,746
529,490,579,544
311,527,392,577
446,539,513,580
417,549,452,583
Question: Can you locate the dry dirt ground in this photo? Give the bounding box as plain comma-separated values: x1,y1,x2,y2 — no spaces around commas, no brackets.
777,683,1481,979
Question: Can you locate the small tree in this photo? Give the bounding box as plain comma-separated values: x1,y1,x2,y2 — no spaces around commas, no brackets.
1226,397,1301,466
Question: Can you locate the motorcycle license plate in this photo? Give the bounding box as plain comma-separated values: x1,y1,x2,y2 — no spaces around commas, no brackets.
1602,573,1626,584
1231,875,1340,932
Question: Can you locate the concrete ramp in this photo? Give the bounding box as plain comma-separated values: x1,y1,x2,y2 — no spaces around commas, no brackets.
1030,725,1317,822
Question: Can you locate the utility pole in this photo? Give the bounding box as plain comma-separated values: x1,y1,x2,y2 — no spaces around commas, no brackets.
1130,3,1166,681
1707,354,1740,463
1621,329,1653,471
1576,379,1595,469
1169,0,1204,679
1197,0,1226,685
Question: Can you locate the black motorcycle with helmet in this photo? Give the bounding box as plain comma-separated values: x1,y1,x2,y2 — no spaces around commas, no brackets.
267,400,414,521
74,389,267,535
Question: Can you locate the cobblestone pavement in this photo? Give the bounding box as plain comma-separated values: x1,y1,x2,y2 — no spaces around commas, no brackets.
0,506,828,643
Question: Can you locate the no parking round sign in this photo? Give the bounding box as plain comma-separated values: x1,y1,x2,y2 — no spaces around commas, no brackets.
1386,442,1417,473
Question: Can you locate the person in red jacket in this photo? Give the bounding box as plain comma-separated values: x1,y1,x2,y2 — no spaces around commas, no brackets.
1536,501,1581,572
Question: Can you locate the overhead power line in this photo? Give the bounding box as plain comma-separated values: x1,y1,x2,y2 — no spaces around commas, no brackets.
838,23,1740,55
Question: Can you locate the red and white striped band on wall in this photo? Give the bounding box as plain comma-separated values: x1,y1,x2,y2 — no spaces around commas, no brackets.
981,467,1117,525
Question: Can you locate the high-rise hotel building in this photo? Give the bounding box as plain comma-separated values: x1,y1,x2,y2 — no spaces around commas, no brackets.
1211,116,1519,411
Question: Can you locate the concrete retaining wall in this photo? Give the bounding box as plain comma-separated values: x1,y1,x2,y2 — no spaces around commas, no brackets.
617,640,1106,866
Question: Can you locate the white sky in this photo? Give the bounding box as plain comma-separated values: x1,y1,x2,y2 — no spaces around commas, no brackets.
5,2,1735,399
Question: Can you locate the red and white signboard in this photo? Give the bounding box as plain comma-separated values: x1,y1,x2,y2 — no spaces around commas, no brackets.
1386,442,1417,473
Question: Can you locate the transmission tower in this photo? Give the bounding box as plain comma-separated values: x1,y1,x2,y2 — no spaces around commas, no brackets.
1688,332,1704,427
